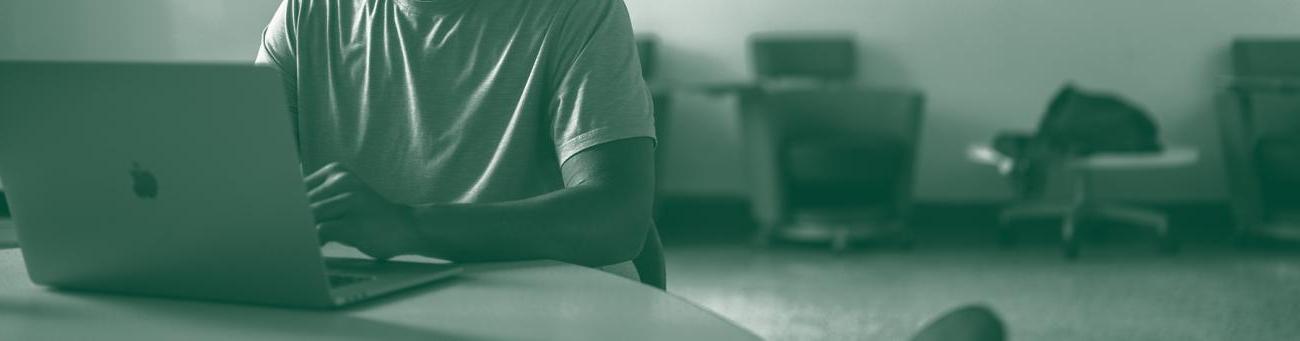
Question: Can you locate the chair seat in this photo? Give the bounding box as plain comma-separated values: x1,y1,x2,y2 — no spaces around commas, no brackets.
1069,148,1199,169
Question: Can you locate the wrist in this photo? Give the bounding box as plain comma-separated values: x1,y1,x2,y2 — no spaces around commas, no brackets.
402,204,458,259
392,204,426,255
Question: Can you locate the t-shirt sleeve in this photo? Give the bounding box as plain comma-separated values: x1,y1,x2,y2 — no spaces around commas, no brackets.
256,0,301,133
548,0,656,165
255,0,297,76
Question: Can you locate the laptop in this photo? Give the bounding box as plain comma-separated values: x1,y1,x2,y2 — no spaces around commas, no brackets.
0,61,460,308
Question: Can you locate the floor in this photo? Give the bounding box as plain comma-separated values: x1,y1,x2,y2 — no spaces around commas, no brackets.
4,215,1298,340
661,231,1300,341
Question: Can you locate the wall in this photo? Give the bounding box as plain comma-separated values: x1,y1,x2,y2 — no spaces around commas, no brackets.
0,0,280,190
0,1,276,62
3,1,1298,203
627,0,1300,202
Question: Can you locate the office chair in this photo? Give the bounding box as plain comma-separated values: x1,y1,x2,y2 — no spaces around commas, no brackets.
739,34,922,251
971,144,1195,259
637,35,674,205
968,83,1198,259
0,190,8,217
633,35,667,290
1219,38,1300,245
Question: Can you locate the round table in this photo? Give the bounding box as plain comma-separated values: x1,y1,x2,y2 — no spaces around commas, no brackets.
0,248,758,340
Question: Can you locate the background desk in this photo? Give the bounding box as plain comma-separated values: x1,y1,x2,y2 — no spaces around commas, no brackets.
0,248,758,340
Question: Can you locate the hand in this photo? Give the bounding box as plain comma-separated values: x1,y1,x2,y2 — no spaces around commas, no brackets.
305,162,426,260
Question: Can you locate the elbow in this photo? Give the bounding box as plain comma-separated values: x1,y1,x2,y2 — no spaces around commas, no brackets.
608,216,653,265
567,214,652,268
552,175,656,267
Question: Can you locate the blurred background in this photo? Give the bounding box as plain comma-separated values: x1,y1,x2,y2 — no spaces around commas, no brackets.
3,0,1300,339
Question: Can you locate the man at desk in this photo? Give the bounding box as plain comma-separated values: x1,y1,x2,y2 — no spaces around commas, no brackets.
255,0,661,284
255,2,1004,339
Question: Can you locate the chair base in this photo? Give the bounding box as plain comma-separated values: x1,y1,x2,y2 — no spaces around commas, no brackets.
999,202,1177,259
1235,219,1300,248
754,208,913,252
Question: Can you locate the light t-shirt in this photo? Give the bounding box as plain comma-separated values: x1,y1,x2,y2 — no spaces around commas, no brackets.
256,0,653,278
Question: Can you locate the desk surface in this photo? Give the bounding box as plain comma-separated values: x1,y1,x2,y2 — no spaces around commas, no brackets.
0,249,758,340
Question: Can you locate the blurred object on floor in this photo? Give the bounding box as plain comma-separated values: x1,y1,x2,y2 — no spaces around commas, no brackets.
731,33,923,252
1220,38,1300,246
909,305,1007,341
977,84,1192,259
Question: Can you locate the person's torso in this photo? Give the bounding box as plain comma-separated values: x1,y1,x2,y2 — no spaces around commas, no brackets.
292,0,585,204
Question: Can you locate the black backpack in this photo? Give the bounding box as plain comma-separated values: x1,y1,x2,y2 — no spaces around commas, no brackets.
1036,84,1163,155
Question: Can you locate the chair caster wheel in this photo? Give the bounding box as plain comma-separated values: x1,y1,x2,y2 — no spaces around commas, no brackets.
1233,234,1254,250
751,228,774,248
997,229,1017,249
1063,242,1080,260
1159,238,1180,255
898,238,916,251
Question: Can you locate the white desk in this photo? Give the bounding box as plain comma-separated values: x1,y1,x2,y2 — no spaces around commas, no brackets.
0,249,759,340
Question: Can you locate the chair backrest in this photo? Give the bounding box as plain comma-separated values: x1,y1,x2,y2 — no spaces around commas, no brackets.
1233,39,1300,79
749,34,857,82
631,35,667,290
1230,38,1300,137
636,35,659,82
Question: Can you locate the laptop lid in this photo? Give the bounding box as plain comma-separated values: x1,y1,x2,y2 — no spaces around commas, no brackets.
0,62,335,307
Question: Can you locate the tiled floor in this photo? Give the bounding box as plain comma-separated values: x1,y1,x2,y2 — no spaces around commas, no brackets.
662,235,1300,340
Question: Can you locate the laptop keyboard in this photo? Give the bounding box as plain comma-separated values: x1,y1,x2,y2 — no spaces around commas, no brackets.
328,273,375,288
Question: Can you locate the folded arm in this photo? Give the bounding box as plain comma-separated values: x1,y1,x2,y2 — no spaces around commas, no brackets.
309,137,655,267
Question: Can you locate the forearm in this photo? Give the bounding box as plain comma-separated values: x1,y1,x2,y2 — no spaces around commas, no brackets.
406,185,652,267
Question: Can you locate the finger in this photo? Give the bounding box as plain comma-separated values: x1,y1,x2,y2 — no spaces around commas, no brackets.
310,192,355,222
307,171,358,202
304,163,338,188
304,162,345,189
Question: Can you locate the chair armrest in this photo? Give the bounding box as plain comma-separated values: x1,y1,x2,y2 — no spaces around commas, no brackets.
966,144,1015,174
684,82,759,97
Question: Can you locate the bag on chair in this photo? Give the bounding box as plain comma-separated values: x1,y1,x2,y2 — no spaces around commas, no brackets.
1035,84,1163,155
994,83,1164,196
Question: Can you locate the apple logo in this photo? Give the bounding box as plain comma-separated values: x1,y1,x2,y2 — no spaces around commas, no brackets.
130,162,158,199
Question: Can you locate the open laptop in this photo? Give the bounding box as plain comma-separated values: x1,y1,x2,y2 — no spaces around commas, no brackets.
0,61,460,308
